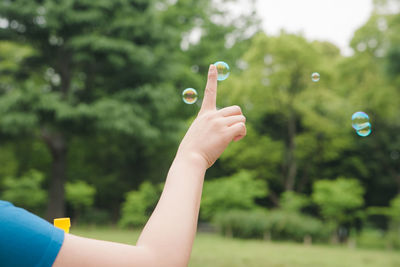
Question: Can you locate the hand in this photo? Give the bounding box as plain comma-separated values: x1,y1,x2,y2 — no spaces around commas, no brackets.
177,64,247,168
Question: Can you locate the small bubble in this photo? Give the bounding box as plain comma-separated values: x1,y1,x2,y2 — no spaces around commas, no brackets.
352,111,370,131
311,72,320,82
214,61,230,81
356,122,372,137
182,88,198,104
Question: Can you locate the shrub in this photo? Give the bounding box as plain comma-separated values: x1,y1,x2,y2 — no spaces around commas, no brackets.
213,209,329,242
356,228,387,250
386,230,400,250
201,171,268,221
265,210,330,242
1,170,47,213
280,191,310,212
119,182,161,228
213,209,270,239
66,180,96,223
312,177,365,241
78,208,111,225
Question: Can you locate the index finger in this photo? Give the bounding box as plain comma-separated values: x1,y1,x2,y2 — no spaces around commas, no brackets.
200,64,218,112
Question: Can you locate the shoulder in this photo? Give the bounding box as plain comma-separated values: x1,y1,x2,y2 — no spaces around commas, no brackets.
0,200,65,267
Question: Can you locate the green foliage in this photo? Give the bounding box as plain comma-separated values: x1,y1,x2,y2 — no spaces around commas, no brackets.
356,228,387,250
0,0,259,219
217,32,350,194
77,208,111,226
312,177,364,227
66,180,96,213
356,227,400,250
119,182,162,228
0,41,34,90
200,171,268,221
387,195,400,249
0,0,400,239
389,194,400,222
213,209,270,239
213,209,329,242
386,229,400,250
265,210,330,242
1,170,47,213
279,191,310,212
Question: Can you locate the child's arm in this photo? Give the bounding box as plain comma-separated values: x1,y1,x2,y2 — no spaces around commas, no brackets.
52,65,246,267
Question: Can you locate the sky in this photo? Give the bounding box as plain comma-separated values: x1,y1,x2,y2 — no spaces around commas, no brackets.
255,0,374,56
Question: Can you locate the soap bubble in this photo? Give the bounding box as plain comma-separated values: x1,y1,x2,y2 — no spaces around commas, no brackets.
356,122,372,137
352,111,370,130
311,72,320,82
182,88,198,104
214,61,230,81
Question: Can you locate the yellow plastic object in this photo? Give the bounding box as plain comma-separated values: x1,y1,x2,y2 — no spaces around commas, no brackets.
54,218,71,233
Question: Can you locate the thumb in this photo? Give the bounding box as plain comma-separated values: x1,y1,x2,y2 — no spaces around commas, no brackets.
200,64,218,113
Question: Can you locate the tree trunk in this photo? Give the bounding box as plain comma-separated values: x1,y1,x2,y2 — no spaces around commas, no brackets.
42,129,67,221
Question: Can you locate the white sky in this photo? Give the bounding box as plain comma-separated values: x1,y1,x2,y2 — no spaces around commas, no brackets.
256,0,374,56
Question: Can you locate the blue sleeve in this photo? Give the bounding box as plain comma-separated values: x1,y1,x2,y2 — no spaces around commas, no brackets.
0,200,65,267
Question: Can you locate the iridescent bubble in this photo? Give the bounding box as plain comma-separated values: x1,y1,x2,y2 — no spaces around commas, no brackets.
356,122,372,137
182,88,198,104
311,72,320,82
352,111,370,130
214,61,230,81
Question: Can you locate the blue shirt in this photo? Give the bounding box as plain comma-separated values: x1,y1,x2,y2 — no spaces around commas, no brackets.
0,200,64,267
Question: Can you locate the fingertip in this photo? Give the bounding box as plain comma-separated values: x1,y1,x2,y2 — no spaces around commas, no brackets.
208,64,217,78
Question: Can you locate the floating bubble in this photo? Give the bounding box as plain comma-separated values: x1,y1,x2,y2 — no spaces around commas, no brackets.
214,61,230,81
351,111,370,130
356,122,372,137
182,88,198,104
311,72,320,82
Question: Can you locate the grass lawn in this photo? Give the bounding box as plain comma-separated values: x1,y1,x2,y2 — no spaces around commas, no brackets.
71,227,400,267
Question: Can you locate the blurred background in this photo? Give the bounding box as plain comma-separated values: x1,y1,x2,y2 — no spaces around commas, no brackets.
1,0,400,266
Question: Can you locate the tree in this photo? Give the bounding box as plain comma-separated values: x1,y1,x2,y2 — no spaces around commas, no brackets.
312,177,364,241
218,32,349,206
200,170,268,221
65,180,96,224
0,0,259,221
119,181,161,228
1,170,48,214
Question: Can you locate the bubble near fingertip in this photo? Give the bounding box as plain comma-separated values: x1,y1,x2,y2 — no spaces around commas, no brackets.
213,61,230,81
182,88,198,104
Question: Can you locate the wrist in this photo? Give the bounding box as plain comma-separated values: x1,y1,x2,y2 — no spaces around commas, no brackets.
174,150,208,172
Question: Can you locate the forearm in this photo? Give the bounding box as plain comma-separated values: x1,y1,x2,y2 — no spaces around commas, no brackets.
136,152,207,266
